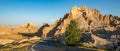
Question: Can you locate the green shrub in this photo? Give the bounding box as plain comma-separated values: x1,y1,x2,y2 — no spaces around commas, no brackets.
65,20,83,46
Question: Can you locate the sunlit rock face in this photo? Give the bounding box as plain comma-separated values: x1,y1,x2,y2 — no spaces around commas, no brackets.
12,22,39,33
39,6,120,39
36,6,120,49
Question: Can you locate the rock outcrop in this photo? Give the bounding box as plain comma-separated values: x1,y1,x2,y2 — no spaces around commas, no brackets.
13,22,39,33
36,6,120,49
91,34,114,49
0,22,39,34
38,6,120,38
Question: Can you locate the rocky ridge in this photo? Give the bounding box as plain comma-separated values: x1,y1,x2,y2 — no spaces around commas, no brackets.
35,6,120,49
0,22,39,34
0,22,40,49
38,6,120,39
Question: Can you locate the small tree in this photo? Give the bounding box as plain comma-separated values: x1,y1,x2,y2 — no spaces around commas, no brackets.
65,20,83,46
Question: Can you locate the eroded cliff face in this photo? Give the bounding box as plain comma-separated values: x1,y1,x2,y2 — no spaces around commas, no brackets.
38,6,120,39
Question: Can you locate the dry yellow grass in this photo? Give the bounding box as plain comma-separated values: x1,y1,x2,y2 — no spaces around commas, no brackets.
0,38,40,51
0,34,26,41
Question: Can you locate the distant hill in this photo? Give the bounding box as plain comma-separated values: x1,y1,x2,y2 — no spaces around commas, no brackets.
0,22,39,34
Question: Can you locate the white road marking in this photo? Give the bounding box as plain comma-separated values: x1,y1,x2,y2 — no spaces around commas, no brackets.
31,42,40,51
31,43,36,51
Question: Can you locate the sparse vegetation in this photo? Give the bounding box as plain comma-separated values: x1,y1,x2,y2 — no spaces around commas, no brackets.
65,20,83,46
0,39,40,51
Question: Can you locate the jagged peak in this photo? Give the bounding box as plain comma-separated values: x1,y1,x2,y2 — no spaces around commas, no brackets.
71,6,87,12
71,6,78,10
78,6,87,11
70,6,88,19
88,8,100,13
42,23,49,26
70,6,78,13
21,22,37,28
28,22,36,25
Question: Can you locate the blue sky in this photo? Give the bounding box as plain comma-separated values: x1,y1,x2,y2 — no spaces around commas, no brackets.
0,0,120,26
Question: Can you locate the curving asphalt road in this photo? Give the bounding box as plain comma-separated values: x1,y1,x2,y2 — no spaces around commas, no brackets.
29,39,97,51
29,39,66,51
37,40,56,47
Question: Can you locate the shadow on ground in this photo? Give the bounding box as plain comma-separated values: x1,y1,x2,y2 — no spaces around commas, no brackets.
19,33,35,37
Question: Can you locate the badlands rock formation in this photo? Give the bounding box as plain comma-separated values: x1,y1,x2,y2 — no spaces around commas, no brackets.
36,6,120,49
13,22,39,33
38,6,120,39
0,6,120,50
0,23,40,47
0,22,39,35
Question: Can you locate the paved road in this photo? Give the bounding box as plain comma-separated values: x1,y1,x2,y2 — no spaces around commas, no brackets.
37,40,56,47
29,39,66,51
29,39,97,51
